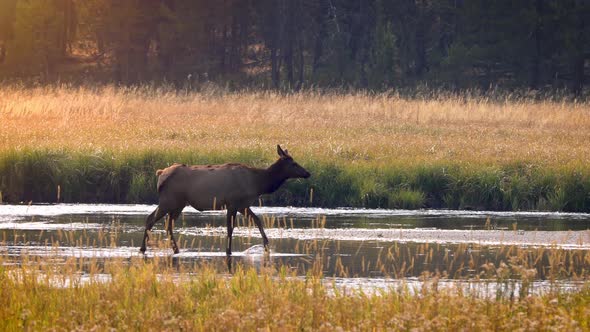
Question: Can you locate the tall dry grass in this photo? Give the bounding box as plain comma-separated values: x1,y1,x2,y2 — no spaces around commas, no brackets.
2,258,588,331
1,85,589,167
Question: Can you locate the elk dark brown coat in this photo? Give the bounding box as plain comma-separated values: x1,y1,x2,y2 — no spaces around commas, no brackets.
140,145,310,255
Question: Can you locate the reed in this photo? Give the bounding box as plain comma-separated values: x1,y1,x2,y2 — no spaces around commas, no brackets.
1,269,587,331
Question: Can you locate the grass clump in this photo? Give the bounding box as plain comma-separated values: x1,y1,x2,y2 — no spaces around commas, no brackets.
388,189,426,209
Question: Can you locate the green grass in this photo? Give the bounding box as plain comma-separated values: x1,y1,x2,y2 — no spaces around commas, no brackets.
1,149,590,211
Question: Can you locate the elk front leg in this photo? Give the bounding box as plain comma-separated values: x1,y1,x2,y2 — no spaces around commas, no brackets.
167,209,183,254
226,208,237,256
244,207,269,252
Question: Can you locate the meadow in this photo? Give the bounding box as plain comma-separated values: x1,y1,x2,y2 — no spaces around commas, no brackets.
1,85,589,210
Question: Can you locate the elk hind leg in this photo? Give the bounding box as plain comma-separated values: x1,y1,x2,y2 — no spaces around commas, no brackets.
140,206,167,253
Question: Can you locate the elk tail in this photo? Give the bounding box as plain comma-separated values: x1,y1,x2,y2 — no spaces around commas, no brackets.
156,169,164,176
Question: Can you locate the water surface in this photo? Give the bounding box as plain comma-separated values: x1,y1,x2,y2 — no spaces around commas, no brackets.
1,204,588,294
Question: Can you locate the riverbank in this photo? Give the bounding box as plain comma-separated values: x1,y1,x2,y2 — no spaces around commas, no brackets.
1,149,589,211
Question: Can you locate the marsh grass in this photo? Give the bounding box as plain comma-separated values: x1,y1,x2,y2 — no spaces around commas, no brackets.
1,85,590,210
4,269,585,331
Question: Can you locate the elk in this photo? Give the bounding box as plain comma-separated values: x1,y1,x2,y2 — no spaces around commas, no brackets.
139,145,311,255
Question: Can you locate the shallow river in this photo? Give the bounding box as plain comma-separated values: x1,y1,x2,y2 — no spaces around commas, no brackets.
1,204,589,295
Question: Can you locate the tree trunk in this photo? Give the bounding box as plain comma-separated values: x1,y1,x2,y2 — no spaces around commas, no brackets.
415,0,428,77
0,44,5,63
357,0,369,88
284,0,295,88
296,34,304,90
60,0,76,56
312,0,328,76
220,24,228,74
530,0,543,89
230,12,239,72
0,0,17,64
270,0,283,89
571,3,586,96
572,54,584,96
271,46,280,88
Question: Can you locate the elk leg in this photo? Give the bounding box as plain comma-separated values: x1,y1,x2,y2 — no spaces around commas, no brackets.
140,207,167,253
167,209,183,254
244,208,269,252
226,208,237,256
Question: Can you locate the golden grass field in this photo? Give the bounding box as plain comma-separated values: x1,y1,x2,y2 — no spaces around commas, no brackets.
1,85,589,168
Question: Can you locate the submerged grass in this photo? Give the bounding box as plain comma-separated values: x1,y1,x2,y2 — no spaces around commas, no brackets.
1,85,590,211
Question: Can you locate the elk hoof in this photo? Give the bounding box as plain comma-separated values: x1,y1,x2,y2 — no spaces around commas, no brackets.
226,249,232,256
139,247,146,254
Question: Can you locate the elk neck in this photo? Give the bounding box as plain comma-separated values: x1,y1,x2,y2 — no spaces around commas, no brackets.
257,161,289,194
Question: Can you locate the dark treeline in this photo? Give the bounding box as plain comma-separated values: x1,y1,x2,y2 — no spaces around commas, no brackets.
0,0,588,93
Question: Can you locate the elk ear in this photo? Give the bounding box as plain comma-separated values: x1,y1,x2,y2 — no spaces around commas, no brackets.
277,145,287,157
